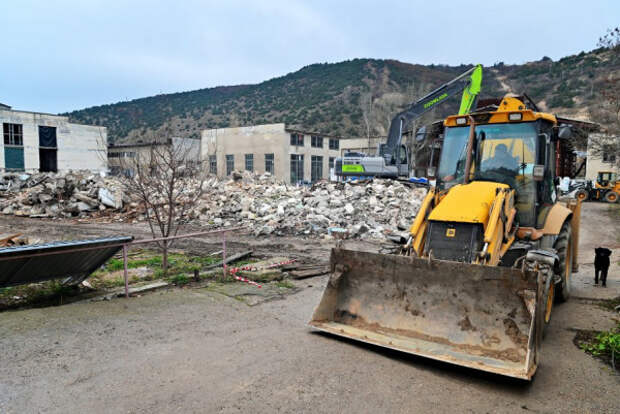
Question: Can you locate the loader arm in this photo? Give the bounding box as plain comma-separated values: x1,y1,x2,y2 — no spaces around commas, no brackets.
478,188,517,265
407,188,436,256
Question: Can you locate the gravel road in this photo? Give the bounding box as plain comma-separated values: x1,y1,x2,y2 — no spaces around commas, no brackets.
0,202,619,413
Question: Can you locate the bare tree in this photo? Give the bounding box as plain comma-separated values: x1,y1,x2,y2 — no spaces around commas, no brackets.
588,27,620,167
121,134,205,272
588,76,620,167
598,26,620,50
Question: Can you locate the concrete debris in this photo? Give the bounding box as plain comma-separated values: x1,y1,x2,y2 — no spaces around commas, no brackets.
0,171,125,219
0,170,428,241
190,171,427,241
290,265,330,279
203,250,254,270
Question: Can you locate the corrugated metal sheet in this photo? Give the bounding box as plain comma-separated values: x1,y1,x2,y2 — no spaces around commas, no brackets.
0,236,133,288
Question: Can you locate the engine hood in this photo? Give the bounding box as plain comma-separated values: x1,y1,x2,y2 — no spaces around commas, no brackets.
428,181,509,225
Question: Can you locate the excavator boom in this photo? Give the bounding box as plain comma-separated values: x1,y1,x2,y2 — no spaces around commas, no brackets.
335,64,482,178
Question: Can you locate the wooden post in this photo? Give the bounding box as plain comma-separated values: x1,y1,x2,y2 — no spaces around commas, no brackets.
123,244,129,298
222,231,227,280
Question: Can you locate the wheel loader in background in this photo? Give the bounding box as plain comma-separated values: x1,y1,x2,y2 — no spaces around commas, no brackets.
310,95,582,380
575,171,619,203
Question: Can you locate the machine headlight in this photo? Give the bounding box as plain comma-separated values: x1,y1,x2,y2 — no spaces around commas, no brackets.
456,117,467,125
509,113,523,121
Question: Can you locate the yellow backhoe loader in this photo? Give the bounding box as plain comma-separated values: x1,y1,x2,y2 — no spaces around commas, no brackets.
309,95,581,380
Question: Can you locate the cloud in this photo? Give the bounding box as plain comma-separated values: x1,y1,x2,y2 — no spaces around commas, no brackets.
1,0,618,113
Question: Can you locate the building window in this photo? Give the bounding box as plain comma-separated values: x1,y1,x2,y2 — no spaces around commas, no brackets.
603,153,617,163
209,155,217,174
265,153,274,174
311,155,323,182
39,126,58,173
109,151,135,158
3,123,24,171
226,154,234,175
290,154,304,184
329,157,335,169
245,154,254,171
290,133,304,146
311,135,323,148
3,123,23,146
329,138,339,150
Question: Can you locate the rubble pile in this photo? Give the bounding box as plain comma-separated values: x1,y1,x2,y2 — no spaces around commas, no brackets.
0,172,126,218
192,172,427,241
0,171,428,240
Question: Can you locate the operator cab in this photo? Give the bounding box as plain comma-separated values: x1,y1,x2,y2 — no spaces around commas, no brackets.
597,171,617,188
436,96,565,228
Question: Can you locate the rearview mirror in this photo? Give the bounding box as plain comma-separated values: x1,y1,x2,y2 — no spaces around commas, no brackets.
558,124,572,140
415,126,427,142
533,165,545,181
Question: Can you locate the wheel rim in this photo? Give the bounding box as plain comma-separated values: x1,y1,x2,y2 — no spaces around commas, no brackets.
609,193,617,202
545,282,554,323
578,192,586,200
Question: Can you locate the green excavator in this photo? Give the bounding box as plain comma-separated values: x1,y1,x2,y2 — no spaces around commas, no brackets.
335,64,483,179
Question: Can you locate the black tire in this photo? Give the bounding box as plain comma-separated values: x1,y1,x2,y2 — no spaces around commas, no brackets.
575,189,589,202
554,221,572,302
604,191,618,203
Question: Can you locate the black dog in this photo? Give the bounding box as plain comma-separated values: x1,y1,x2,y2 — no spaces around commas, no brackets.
594,247,612,287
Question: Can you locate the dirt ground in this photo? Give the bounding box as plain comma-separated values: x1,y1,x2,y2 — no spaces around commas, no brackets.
1,202,619,413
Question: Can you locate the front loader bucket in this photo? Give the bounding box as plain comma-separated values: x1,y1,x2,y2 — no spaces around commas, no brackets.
309,249,545,380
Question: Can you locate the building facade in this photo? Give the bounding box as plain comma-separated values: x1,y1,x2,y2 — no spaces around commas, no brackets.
1,104,107,173
585,133,619,180
108,137,200,176
201,123,343,184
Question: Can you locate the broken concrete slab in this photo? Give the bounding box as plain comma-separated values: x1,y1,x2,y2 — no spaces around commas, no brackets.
290,266,329,279
205,281,299,306
204,250,253,270
116,281,169,297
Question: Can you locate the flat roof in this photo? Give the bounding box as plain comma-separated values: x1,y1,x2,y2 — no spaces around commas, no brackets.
108,141,166,149
0,107,108,130
0,107,68,118
108,137,197,149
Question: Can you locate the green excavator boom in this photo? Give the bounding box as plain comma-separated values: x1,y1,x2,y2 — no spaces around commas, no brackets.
458,64,483,115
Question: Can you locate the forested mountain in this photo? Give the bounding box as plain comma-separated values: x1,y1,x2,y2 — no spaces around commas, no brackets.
65,46,619,143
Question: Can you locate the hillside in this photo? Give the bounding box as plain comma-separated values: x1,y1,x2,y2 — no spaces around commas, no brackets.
66,47,619,143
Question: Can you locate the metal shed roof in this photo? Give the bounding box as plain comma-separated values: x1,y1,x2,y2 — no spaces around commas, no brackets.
0,236,133,288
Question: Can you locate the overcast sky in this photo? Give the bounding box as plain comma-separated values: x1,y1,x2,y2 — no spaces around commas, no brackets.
1,0,618,114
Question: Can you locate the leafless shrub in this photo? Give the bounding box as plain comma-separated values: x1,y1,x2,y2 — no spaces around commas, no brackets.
598,26,620,50
120,135,205,271
588,76,620,168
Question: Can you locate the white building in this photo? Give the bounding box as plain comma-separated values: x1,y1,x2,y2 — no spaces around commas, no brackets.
1,103,107,173
585,133,619,180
